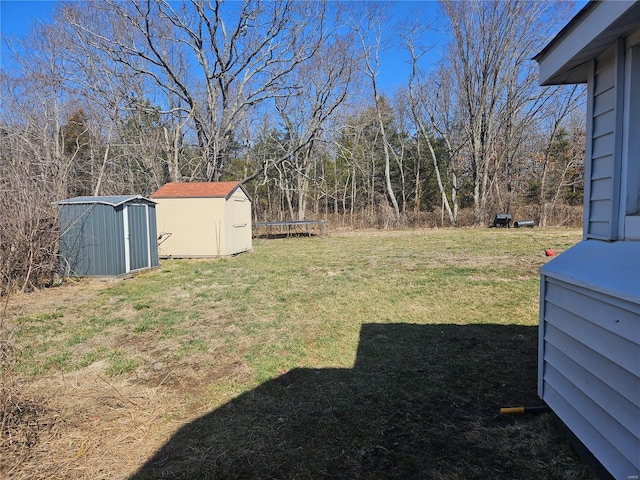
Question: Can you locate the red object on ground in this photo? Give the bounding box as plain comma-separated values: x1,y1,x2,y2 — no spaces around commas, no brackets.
545,249,555,257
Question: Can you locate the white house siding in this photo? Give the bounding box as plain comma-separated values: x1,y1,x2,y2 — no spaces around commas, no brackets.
539,242,640,478
534,3,640,477
586,46,620,240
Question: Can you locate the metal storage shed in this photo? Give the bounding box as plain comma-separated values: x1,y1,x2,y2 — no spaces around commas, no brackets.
534,1,640,478
56,195,159,277
150,182,252,257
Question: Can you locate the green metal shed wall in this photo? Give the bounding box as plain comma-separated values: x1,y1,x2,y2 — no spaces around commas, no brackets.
58,198,158,277
59,203,125,276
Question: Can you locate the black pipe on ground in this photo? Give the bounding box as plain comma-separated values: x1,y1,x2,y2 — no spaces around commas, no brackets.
514,220,535,228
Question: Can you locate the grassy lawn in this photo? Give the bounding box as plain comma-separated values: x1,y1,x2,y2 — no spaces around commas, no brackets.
2,227,597,479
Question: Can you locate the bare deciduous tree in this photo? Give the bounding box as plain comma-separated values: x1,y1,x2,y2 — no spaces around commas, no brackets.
532,90,586,225
64,0,330,183
439,0,573,225
273,33,355,220
405,28,459,226
350,2,401,224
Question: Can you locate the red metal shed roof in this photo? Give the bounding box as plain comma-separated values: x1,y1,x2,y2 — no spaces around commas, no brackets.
151,182,242,199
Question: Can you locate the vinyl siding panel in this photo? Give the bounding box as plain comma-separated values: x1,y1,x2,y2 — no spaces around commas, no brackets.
589,176,613,199
544,280,639,340
587,198,611,219
543,360,638,463
539,266,640,478
542,377,639,476
543,287,639,379
591,109,615,137
590,155,615,178
586,221,610,239
544,325,638,407
586,48,619,239
592,86,615,116
593,56,615,94
590,132,614,160
588,199,613,229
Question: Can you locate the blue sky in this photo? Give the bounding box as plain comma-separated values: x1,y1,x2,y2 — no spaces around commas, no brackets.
1,0,57,37
0,0,444,93
0,1,587,93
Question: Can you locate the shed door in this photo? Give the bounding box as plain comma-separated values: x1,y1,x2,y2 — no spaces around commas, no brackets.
126,204,151,271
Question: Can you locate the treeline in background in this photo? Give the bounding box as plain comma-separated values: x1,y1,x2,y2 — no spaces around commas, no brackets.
1,0,585,292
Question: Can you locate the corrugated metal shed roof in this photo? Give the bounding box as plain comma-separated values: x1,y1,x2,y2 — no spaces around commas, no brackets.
56,195,155,207
151,182,246,200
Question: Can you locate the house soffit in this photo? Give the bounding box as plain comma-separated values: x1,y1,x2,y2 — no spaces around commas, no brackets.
535,1,640,85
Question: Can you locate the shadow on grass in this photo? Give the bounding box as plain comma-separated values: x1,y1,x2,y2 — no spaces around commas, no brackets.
131,323,592,479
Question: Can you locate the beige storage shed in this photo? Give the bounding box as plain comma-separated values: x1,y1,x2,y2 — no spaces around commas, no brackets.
151,182,252,257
